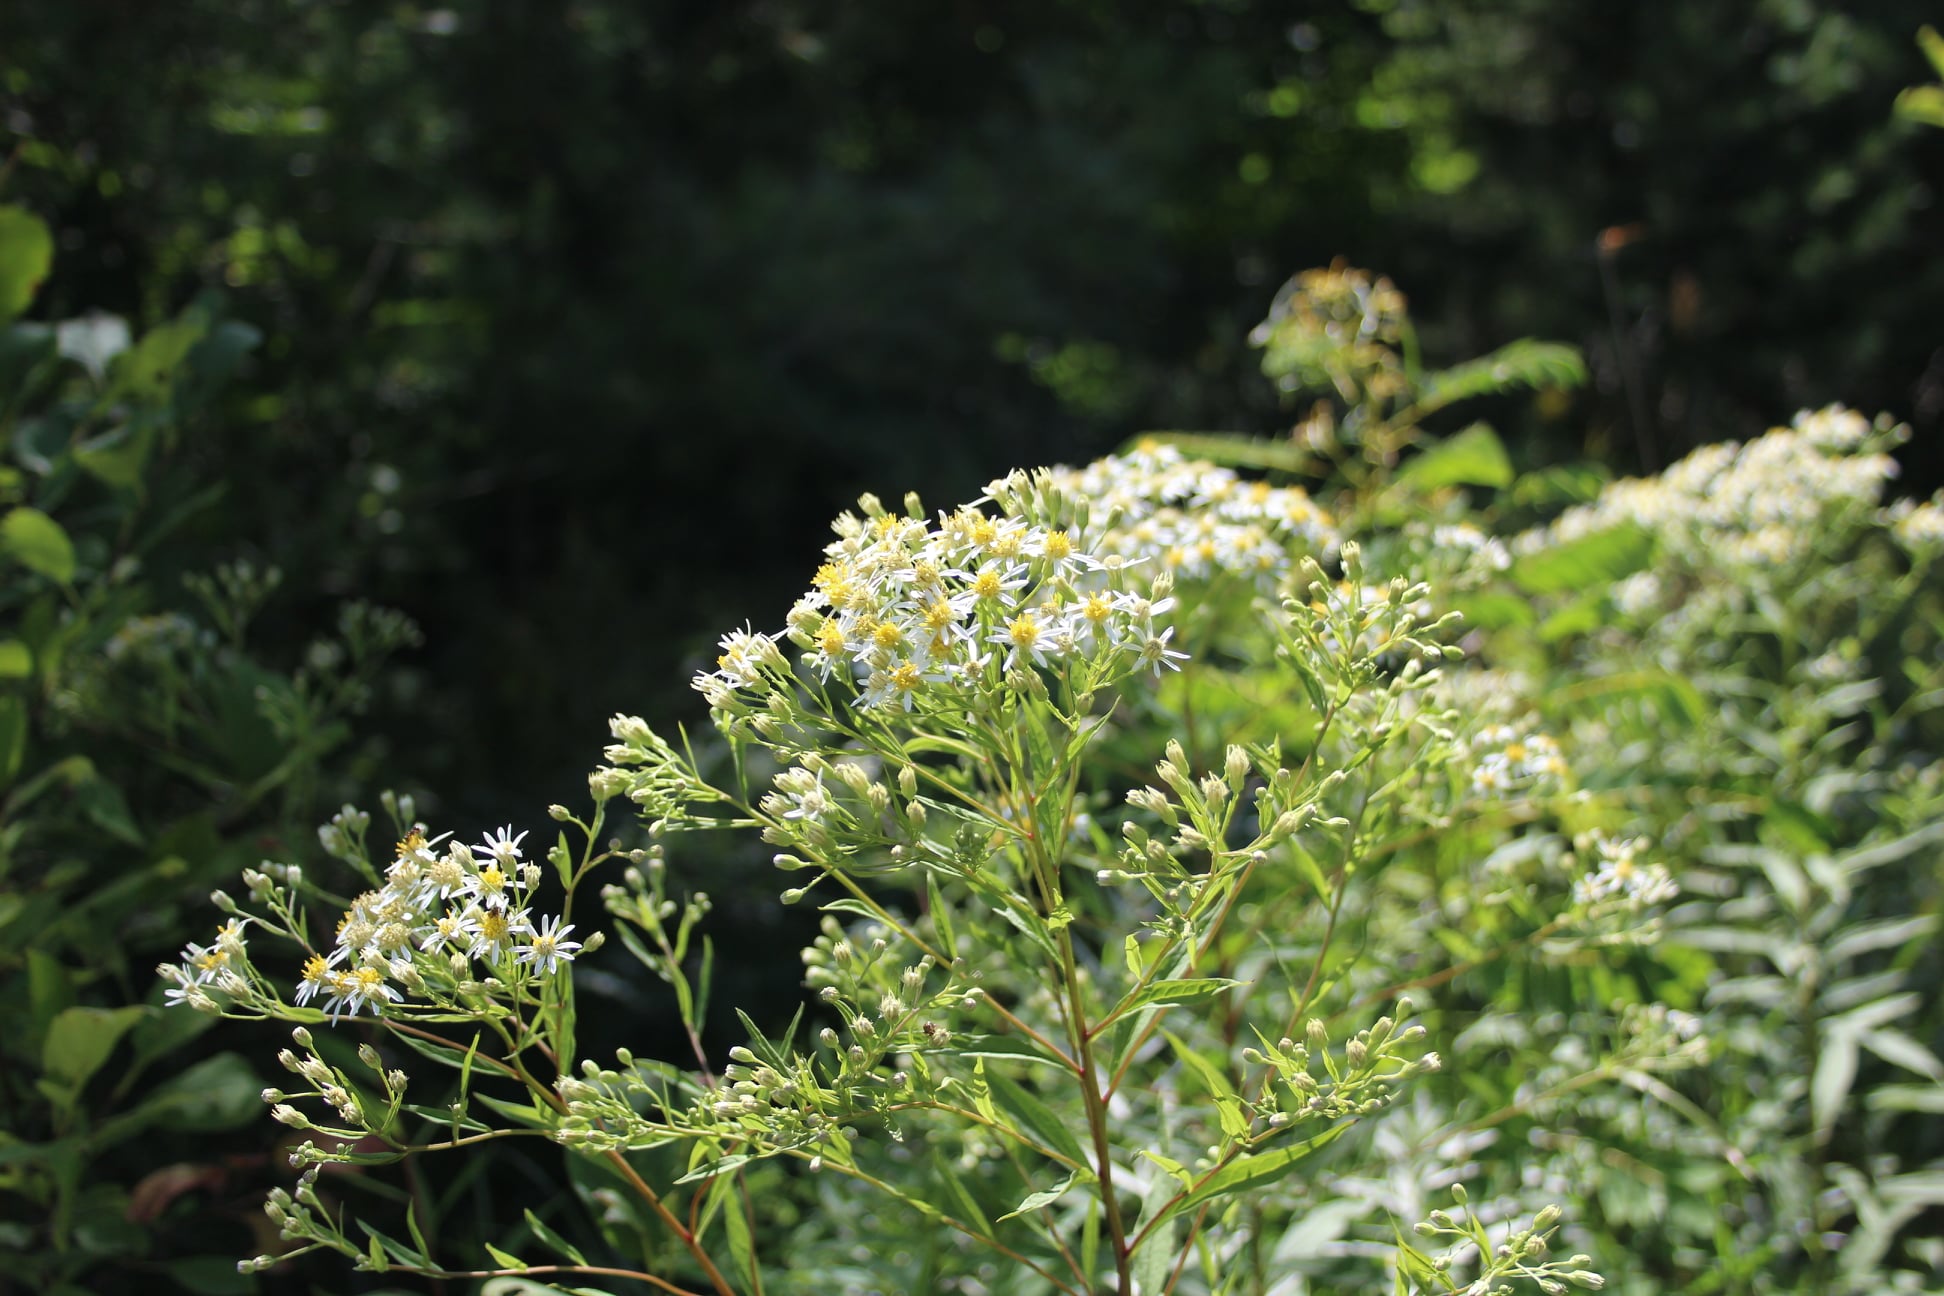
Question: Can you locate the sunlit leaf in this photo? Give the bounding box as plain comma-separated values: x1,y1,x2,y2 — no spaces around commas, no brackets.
0,207,53,324
0,507,76,583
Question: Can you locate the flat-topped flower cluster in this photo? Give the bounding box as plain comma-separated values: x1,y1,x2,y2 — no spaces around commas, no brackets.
691,447,1337,720
1043,441,1337,586
1516,405,1904,569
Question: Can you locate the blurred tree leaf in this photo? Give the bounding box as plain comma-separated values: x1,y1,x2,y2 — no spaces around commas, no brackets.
1510,522,1652,594
1395,421,1513,491
0,507,75,582
0,208,53,325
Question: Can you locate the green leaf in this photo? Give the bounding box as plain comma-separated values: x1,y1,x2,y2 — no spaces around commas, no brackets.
1828,916,1937,965
0,695,25,785
985,1068,1088,1166
931,1150,993,1237
1106,977,1239,1026
472,1090,553,1130
1413,339,1586,414
1171,1123,1351,1215
1812,1028,1859,1141
1395,422,1513,491
1001,1170,1079,1220
41,1005,147,1090
113,313,208,403
405,1201,434,1266
1834,821,1944,877
1510,522,1653,595
483,1242,526,1269
1859,1028,1944,1083
0,207,54,324
1551,669,1705,730
0,508,76,583
1213,1095,1252,1140
1919,24,1944,77
1509,462,1609,511
1138,1149,1194,1188
1538,596,1604,643
1895,83,1944,128
0,639,31,680
1450,592,1535,630
719,1179,757,1283
138,1052,264,1132
523,1207,590,1266
1161,1029,1236,1100
1869,1084,1944,1114
1129,1165,1178,1295
1394,1222,1443,1292
73,424,155,492
953,1034,1072,1068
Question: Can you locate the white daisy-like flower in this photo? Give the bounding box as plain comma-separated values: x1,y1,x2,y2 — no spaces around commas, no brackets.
475,825,528,866
323,962,401,1022
467,905,534,961
515,915,583,975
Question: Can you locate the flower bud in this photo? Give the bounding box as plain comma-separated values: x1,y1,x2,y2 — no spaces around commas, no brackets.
1224,745,1250,790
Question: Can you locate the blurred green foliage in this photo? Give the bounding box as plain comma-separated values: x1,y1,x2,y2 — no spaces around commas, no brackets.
0,206,419,1294
0,4,1941,1290
1,0,1938,826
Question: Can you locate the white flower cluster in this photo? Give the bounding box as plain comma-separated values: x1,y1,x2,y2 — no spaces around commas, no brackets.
686,447,1344,719
771,497,1182,705
303,826,579,1019
1044,441,1338,586
1467,724,1568,797
1886,492,1944,555
1571,831,1678,910
1517,405,1903,569
1426,522,1512,575
159,918,252,1011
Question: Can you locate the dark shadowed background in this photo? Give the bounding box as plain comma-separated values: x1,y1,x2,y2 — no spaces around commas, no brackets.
4,0,1941,830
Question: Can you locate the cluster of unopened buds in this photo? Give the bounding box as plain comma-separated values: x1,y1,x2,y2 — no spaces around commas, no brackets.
1413,1186,1607,1294
1240,1007,1442,1131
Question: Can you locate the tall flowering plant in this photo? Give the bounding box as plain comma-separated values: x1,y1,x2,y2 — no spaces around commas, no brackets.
159,441,1647,1295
